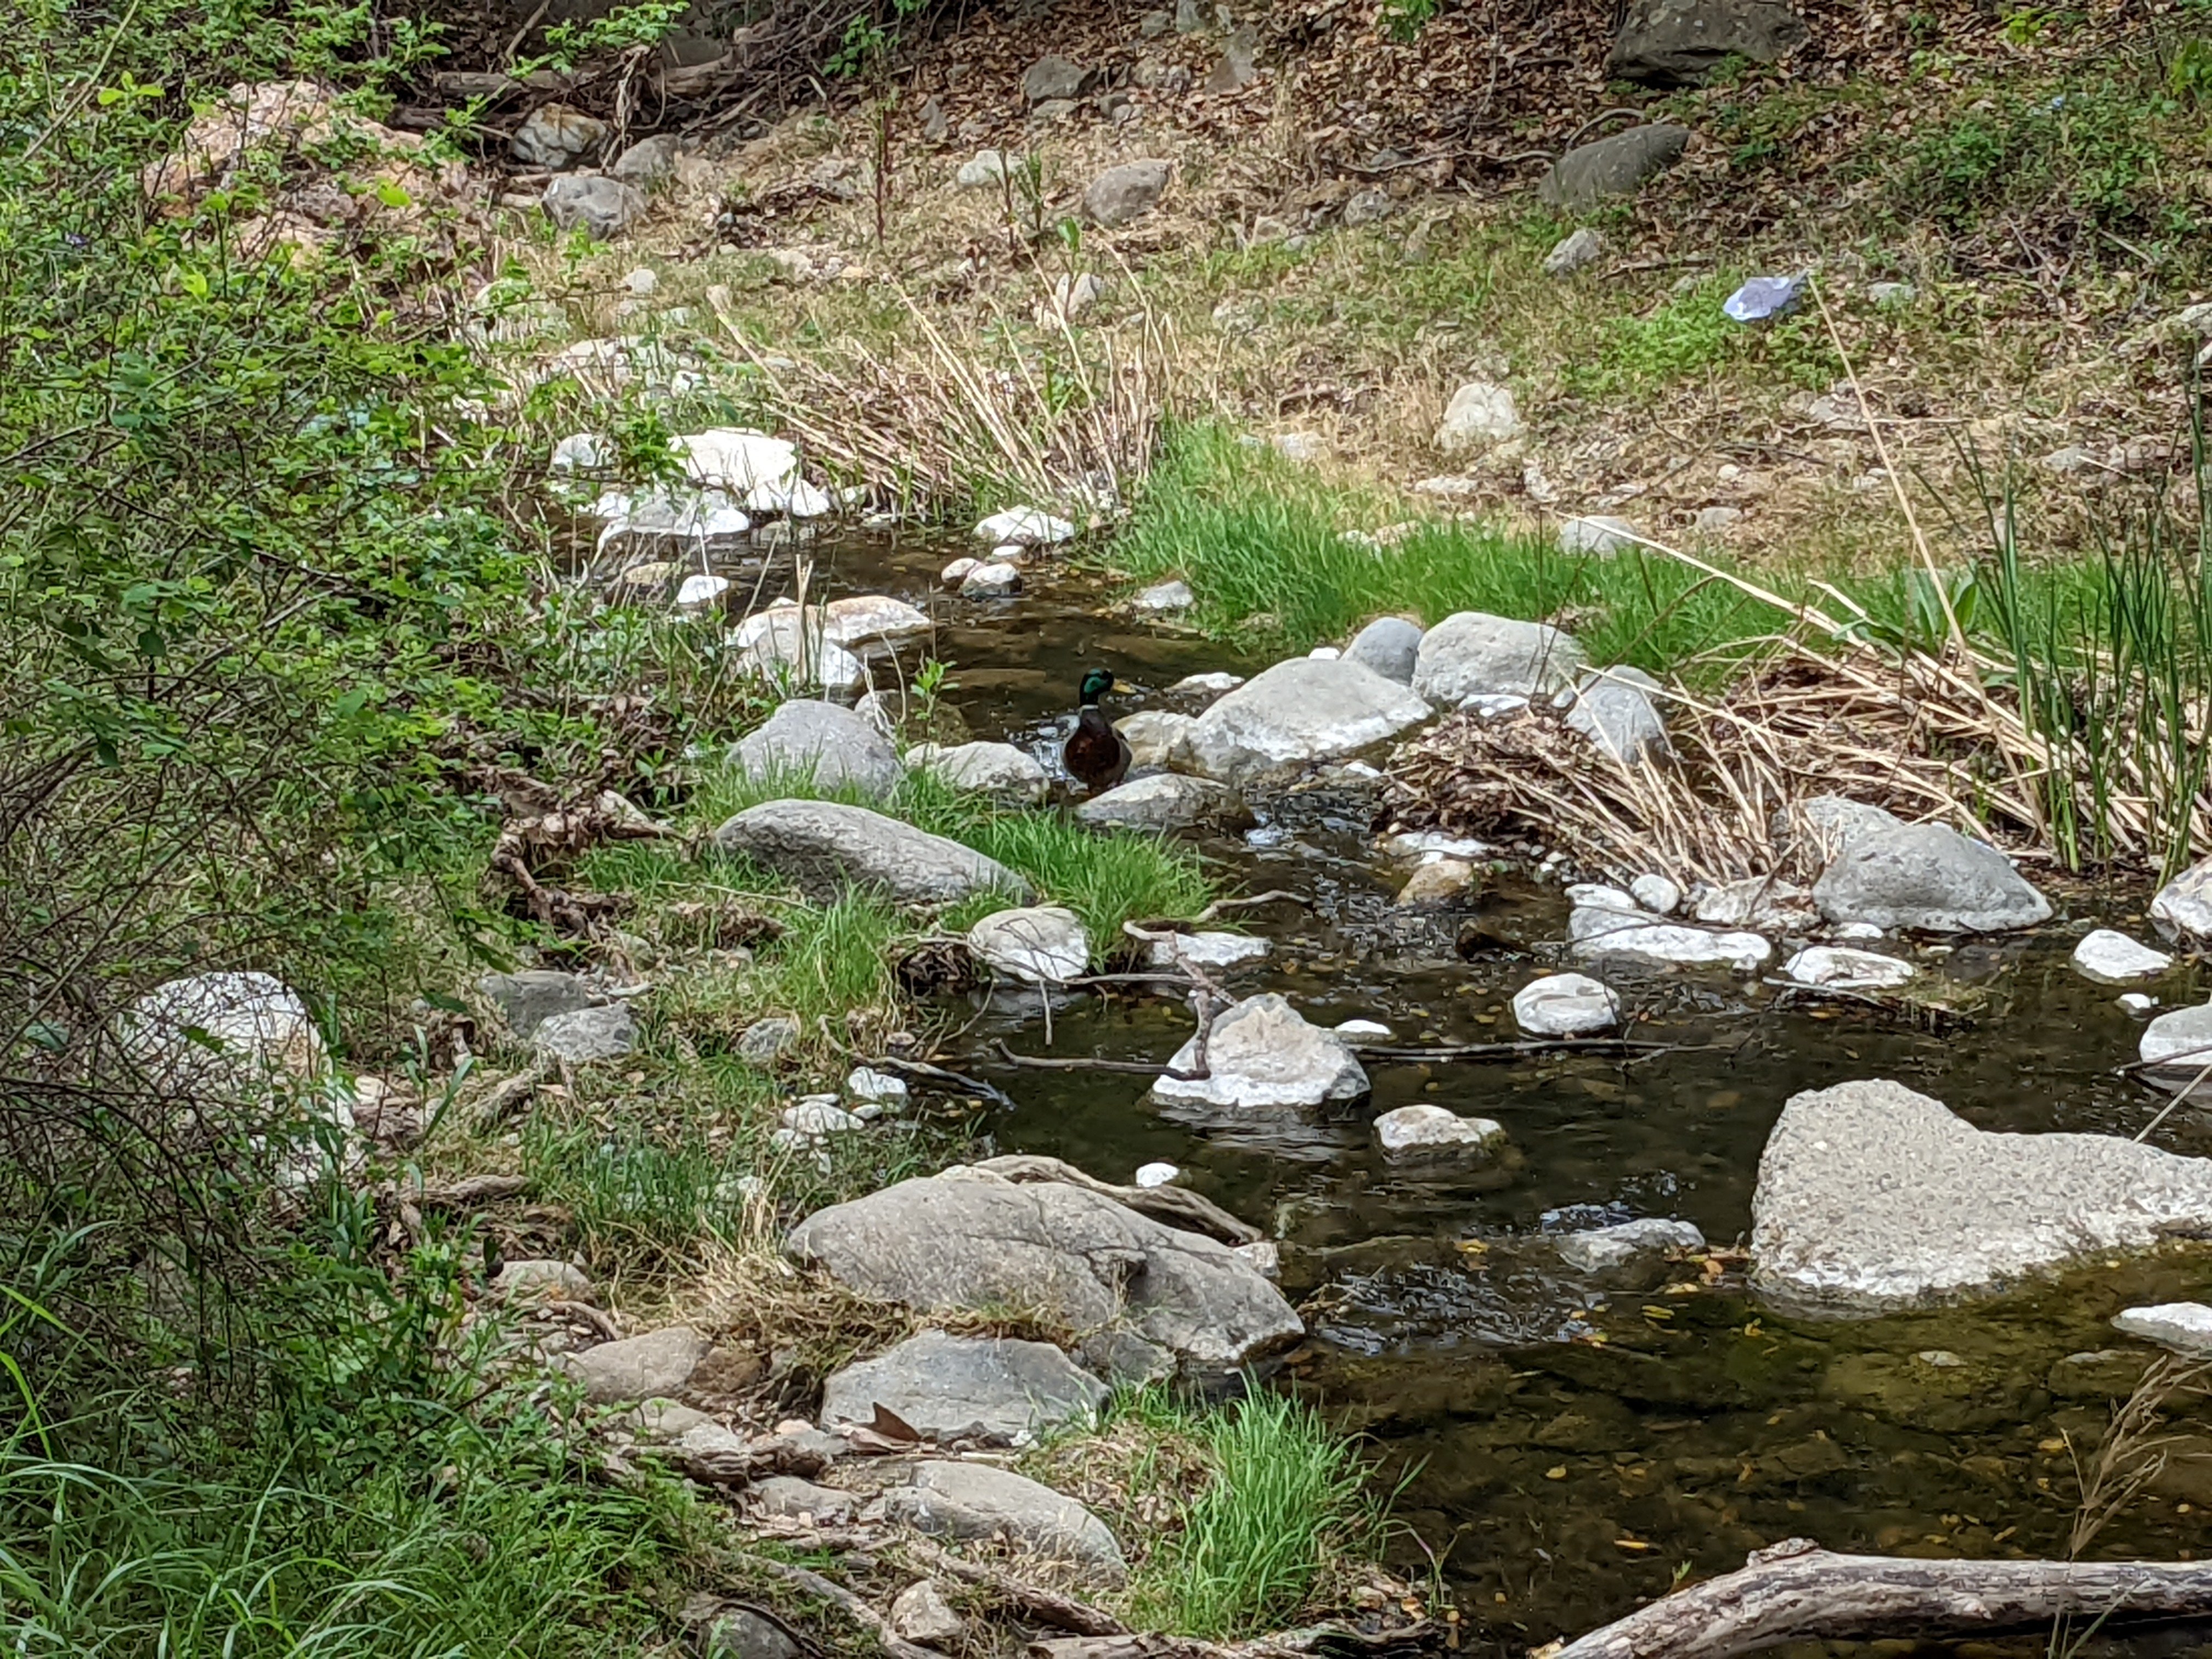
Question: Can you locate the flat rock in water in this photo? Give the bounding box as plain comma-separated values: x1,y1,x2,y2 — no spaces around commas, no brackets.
1538,125,1690,208
785,1168,1302,1374
533,1003,636,1062
714,802,1028,905
1148,931,1269,969
973,505,1073,545
1344,616,1424,684
1152,993,1368,1109
2113,1302,2212,1358
1184,657,1431,785
1780,946,1916,991
560,1325,710,1404
968,905,1090,984
907,740,1049,803
1812,822,2052,933
1512,972,1621,1035
821,594,931,646
819,1329,1108,1444
1373,1104,1504,1155
1413,612,1587,707
1751,1079,2212,1312
1570,912,1770,971
1076,773,1252,833
883,1460,1125,1582
1556,1217,1704,1273
2152,855,2212,940
729,699,902,799
2137,1003,2212,1092
2073,929,2174,984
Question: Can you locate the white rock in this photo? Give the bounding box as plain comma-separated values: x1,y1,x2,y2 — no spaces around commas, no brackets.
845,1067,909,1107
1115,710,1197,770
908,740,1050,803
1184,658,1432,785
674,573,729,610
1385,831,1492,862
2113,1302,2212,1357
748,477,836,519
991,544,1028,562
821,594,930,647
1412,612,1586,707
957,149,1013,188
1780,946,1916,991
940,556,979,585
2121,992,2158,1014
1567,882,1639,912
1152,994,1367,1109
1334,1018,1393,1039
968,905,1090,984
1572,917,1771,972
1170,672,1243,696
594,488,752,558
1542,227,1605,277
550,432,608,472
1134,1161,1180,1188
623,267,658,294
2138,1003,2212,1091
1558,514,1640,556
119,972,328,1095
961,561,1023,597
1134,579,1194,613
730,610,867,694
1832,921,1885,941
1306,645,1341,660
675,428,799,495
974,506,1074,546
783,1099,866,1135
1147,931,1269,970
1374,1104,1505,1155
2072,929,2174,984
1436,380,1522,454
1511,973,1621,1036
1630,874,1682,915
1556,1218,1704,1273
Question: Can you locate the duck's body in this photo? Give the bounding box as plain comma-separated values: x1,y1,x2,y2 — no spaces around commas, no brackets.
1062,668,1132,795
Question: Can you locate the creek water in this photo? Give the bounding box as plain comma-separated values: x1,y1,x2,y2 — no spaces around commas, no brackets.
707,528,2212,1649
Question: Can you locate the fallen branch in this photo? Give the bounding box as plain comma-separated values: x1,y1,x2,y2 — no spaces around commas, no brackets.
969,1154,1262,1245
992,1042,1187,1077
1336,1039,1691,1063
861,1053,1017,1110
1031,1623,1430,1659
738,1557,940,1659
1546,1540,2212,1659
409,1173,528,1209
468,1059,550,1131
898,1536,1128,1635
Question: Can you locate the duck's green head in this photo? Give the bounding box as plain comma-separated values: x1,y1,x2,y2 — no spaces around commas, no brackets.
1078,668,1116,706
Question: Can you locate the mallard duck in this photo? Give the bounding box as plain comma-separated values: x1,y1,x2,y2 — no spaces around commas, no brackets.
1062,667,1132,795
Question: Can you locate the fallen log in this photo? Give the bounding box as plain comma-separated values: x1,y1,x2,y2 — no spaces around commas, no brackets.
1547,1539,2212,1659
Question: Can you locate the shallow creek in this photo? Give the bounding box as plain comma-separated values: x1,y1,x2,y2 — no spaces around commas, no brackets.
719,531,2212,1645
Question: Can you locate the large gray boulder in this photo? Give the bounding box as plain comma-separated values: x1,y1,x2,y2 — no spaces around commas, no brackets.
819,1329,1108,1444
729,700,902,799
1611,0,1806,86
1812,822,2051,933
1152,993,1368,1109
1075,773,1253,834
883,1461,1125,1583
1751,1079,2212,1312
713,801,1028,905
1344,616,1424,684
784,1168,1301,1374
1537,125,1691,210
1413,612,1587,707
1184,658,1431,785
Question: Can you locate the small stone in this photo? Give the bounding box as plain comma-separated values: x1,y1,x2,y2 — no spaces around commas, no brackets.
675,573,728,610
890,1582,967,1647
1148,930,1269,970
479,969,597,1038
512,103,607,170
1694,505,1745,535
2114,1302,2212,1358
908,740,1051,803
1396,858,1475,907
883,1461,1125,1583
1139,8,1171,36
1571,915,1771,972
1543,227,1606,277
738,1017,800,1064
2121,992,2159,1014
533,1003,637,1063
1114,710,1197,770
1374,1104,1505,1155
847,1066,910,1107
1135,1161,1181,1187
1630,874,1682,914
622,267,658,294
610,134,682,189
540,174,644,241
782,1099,865,1136
746,1476,857,1524
1436,381,1521,454
1084,159,1171,228
1780,946,1917,991
1334,1018,1393,1039
1171,672,1243,696
2074,929,2175,984
1511,972,1621,1036
957,149,1013,189
1045,270,1109,322
1341,188,1392,228
560,1325,710,1404
2138,1003,2212,1092
1344,616,1424,684
705,1608,805,1659
1558,514,1640,556
1556,1217,1703,1273
1133,579,1195,613
962,561,1023,597
1023,55,1094,104
1538,125,1690,209
940,556,979,585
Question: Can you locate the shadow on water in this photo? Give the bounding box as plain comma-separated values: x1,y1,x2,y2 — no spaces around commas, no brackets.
701,531,2212,1649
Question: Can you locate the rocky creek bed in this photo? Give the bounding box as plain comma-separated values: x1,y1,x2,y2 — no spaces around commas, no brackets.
571,516,2212,1641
